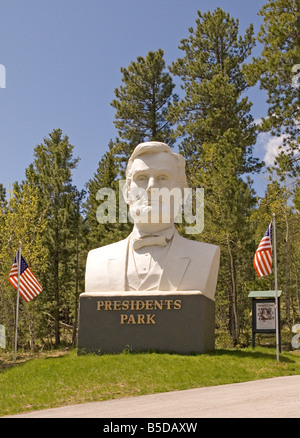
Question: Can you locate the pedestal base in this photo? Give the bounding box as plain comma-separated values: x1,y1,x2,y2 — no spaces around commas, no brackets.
77,291,215,355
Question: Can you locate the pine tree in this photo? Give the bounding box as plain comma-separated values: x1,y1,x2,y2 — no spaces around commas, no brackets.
29,129,80,347
251,173,300,328
85,140,131,250
244,0,300,171
68,188,87,346
244,0,300,329
0,177,48,350
168,7,261,345
111,49,177,171
168,7,258,164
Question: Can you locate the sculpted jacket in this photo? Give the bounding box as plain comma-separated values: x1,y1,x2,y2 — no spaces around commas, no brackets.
85,229,220,301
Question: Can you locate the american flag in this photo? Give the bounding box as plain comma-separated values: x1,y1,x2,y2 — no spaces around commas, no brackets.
8,250,43,302
253,223,273,277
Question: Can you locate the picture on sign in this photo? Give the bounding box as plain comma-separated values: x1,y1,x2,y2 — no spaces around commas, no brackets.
256,302,275,331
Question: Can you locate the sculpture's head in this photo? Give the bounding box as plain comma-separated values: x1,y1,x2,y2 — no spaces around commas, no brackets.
123,141,188,227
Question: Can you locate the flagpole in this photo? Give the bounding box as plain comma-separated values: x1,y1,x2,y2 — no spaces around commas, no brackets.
14,242,22,364
272,214,280,361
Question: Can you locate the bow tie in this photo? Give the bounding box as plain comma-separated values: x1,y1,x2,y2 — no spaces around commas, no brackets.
132,235,170,250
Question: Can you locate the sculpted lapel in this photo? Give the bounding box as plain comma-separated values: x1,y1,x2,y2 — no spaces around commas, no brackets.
159,230,190,291
107,237,129,291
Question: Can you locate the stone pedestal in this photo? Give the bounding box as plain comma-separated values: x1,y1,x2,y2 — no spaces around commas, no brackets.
77,291,215,355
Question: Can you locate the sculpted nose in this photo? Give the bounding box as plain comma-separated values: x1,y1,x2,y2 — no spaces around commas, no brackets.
146,176,155,193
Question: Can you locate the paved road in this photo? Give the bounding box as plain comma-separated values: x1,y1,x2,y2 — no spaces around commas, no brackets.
4,375,300,418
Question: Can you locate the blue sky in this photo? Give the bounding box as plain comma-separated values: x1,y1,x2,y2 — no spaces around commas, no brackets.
0,0,273,196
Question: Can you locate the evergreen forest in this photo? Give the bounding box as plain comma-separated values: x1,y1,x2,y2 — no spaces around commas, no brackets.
0,1,299,351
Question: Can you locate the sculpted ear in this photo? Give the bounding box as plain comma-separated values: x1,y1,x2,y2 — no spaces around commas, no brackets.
123,181,131,205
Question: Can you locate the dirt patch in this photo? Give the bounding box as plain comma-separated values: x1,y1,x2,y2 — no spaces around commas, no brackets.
0,349,69,370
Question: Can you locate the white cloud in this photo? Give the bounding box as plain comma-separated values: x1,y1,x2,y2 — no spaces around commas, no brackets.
256,132,286,166
254,118,263,126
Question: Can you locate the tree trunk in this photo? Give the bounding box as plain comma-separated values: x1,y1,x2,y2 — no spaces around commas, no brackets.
23,302,36,352
72,201,80,347
54,232,60,347
295,271,300,319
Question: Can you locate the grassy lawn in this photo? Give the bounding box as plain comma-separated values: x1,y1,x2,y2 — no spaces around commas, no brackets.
0,347,300,417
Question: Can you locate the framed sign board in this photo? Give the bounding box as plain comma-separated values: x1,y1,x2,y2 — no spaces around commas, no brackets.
248,291,281,351
253,299,276,332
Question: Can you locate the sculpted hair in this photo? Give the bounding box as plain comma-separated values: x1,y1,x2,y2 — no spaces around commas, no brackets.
125,141,188,190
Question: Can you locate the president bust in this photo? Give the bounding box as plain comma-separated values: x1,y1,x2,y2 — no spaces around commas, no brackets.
85,141,220,300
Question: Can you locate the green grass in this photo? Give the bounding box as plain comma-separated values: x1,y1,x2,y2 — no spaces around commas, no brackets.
1,347,300,417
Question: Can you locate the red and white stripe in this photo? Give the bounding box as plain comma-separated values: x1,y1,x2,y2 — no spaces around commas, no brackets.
253,234,272,277
9,263,43,302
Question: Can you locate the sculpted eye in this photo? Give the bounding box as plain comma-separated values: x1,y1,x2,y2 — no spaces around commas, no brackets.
136,174,147,182
157,174,168,181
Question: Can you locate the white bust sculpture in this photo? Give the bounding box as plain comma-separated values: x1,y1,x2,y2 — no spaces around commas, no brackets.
85,141,220,301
